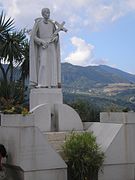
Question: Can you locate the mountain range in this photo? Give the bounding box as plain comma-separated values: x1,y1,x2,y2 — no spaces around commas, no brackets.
61,63,135,111
61,63,135,91
1,63,135,111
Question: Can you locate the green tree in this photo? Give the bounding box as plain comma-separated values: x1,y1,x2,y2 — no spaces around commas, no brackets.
0,12,29,83
68,100,100,122
63,132,104,180
0,11,29,111
19,38,29,86
0,11,14,82
0,80,24,111
0,11,14,39
1,30,27,82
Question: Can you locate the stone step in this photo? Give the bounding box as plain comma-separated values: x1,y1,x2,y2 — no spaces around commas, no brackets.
44,131,84,153
44,132,69,141
44,132,69,152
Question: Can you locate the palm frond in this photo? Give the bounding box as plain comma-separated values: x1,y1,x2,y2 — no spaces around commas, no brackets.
0,11,14,36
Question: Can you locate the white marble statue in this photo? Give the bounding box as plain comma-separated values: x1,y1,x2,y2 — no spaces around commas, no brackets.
30,8,67,88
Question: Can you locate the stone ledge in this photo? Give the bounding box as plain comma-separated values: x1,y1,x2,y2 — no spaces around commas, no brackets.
100,112,135,124
0,114,34,127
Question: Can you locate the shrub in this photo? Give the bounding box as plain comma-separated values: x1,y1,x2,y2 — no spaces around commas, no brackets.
0,81,29,115
62,132,104,180
68,100,100,122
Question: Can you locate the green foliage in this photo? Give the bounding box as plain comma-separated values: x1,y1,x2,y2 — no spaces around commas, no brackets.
62,63,135,92
122,107,130,112
62,132,104,180
2,105,29,115
105,104,121,112
64,91,135,114
0,80,28,114
0,11,29,113
0,30,28,82
0,11,14,38
20,39,29,83
0,80,23,100
67,99,100,122
0,11,29,83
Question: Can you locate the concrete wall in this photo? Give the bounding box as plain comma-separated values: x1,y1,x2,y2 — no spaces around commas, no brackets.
55,104,83,131
100,112,135,124
31,104,51,132
88,112,135,180
0,125,67,180
99,164,135,180
2,109,135,179
24,169,66,180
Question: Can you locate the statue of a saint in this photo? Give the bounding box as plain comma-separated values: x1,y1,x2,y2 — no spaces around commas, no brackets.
29,8,67,88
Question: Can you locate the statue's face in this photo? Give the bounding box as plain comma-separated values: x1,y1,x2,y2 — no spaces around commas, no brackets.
42,8,50,19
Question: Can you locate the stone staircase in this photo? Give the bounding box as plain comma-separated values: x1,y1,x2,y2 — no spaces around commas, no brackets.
43,123,92,153
44,132,69,154
44,131,85,156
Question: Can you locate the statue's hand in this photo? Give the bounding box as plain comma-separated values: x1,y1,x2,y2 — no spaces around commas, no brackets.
50,35,59,42
53,36,58,43
51,35,58,43
42,42,49,49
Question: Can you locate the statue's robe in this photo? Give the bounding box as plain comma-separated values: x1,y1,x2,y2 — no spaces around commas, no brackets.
29,18,61,87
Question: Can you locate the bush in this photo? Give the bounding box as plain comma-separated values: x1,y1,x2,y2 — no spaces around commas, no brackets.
68,100,100,122
62,132,104,180
0,80,29,115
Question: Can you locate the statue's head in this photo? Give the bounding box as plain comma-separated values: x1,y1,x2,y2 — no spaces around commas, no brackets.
41,8,50,19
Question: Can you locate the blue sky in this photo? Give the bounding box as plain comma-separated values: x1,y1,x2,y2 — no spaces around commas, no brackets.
0,0,135,74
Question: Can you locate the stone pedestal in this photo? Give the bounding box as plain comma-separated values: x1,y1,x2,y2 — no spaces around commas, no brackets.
30,88,63,110
30,88,83,132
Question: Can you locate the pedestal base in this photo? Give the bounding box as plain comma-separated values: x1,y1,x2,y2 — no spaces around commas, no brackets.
30,88,63,110
30,88,83,132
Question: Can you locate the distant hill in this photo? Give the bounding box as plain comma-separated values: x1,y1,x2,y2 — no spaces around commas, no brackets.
1,63,135,90
61,63,135,91
62,63,135,111
1,63,135,111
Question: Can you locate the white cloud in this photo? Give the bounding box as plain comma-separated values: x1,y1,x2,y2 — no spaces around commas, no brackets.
126,0,135,10
70,0,92,8
64,37,112,67
65,37,94,66
1,0,20,18
91,58,109,66
88,4,113,23
1,0,135,70
1,0,135,30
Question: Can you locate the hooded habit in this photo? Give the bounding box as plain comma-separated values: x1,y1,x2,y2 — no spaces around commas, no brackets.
29,18,61,88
